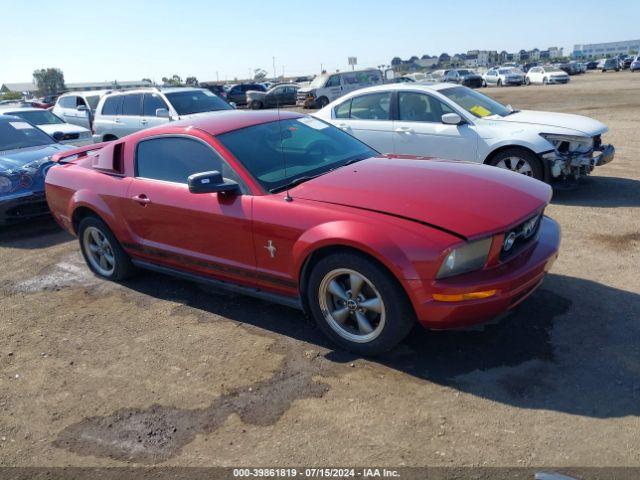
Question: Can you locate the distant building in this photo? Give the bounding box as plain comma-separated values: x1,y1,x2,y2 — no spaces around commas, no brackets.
548,47,564,59
1,83,38,94
573,39,640,58
1,80,152,95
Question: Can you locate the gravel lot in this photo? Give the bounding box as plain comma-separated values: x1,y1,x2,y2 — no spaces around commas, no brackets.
1,71,639,469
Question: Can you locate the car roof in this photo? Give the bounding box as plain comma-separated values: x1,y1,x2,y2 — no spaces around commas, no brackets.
152,110,304,137
334,82,455,96
103,87,204,97
60,90,111,97
0,107,43,114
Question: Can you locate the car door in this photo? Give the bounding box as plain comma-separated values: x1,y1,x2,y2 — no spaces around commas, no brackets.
119,93,144,136
486,69,498,85
332,91,395,154
74,96,92,129
125,135,256,285
444,71,458,84
284,86,297,105
268,86,286,106
56,96,79,125
141,93,170,130
392,91,478,161
325,74,343,102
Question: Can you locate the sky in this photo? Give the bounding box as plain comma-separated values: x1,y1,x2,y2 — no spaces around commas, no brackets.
2,0,639,84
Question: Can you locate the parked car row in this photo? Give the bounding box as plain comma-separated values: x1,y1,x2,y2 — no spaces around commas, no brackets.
1,58,618,355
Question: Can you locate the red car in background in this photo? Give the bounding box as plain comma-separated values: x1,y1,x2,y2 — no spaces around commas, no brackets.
45,111,560,355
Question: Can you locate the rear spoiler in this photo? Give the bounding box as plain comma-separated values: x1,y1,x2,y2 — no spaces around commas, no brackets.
51,142,109,164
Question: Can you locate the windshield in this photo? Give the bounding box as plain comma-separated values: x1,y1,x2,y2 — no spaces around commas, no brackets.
309,75,328,88
7,110,64,125
499,68,517,74
217,117,377,192
165,90,232,115
546,67,564,72
439,86,511,118
0,119,54,150
457,70,472,76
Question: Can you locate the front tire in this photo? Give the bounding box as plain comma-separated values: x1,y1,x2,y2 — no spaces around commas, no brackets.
307,252,415,355
497,79,503,87
489,148,544,181
249,100,263,110
525,77,531,85
78,216,134,281
316,97,329,109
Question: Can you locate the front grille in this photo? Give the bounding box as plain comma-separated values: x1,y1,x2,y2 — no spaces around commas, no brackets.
500,214,542,261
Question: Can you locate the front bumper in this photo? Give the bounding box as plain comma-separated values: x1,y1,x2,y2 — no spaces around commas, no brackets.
407,216,560,330
542,144,615,178
0,191,49,225
548,77,569,84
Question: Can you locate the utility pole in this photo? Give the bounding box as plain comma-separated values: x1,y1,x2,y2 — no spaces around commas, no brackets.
282,65,285,79
216,71,219,83
273,56,276,81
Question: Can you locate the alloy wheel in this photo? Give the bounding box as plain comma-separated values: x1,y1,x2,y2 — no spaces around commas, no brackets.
83,226,116,276
318,268,386,343
495,156,534,176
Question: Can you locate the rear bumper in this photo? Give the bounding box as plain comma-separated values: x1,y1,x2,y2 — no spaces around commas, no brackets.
408,216,560,330
0,192,49,225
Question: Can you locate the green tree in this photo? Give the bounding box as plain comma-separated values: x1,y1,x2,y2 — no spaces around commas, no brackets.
141,78,152,84
185,76,199,86
0,91,22,101
32,68,65,96
161,74,183,86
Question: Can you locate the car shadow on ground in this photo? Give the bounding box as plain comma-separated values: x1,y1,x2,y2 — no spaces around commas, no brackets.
552,176,640,207
0,217,72,249
122,271,639,419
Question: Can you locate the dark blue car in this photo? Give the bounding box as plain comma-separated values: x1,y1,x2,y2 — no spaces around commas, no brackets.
0,114,74,225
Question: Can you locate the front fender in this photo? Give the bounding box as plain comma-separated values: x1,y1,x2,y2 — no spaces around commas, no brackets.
292,220,421,282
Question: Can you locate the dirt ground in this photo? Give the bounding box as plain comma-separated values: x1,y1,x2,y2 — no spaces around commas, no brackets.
1,71,639,469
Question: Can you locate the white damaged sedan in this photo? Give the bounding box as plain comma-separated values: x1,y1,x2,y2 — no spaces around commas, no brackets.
313,83,614,183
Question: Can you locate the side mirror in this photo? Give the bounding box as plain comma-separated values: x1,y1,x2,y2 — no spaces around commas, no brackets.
188,171,239,194
155,108,170,118
77,105,88,112
441,113,463,125
229,102,237,109
52,131,65,142
506,104,514,112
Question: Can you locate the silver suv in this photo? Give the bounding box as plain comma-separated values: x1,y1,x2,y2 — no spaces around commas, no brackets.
92,87,232,142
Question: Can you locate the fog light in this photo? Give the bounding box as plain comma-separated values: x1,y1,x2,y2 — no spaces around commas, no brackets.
433,290,498,302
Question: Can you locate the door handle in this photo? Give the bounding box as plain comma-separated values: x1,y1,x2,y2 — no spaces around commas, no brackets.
337,123,351,130
131,194,151,206
140,119,148,125
395,127,414,134
114,118,123,124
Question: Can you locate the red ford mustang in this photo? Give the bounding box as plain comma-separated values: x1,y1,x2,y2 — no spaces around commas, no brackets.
45,110,560,355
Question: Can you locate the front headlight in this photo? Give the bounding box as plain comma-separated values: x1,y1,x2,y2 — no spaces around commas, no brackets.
0,175,13,194
540,133,593,155
437,237,493,279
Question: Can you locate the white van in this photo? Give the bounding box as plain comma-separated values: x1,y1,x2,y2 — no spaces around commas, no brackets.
297,69,383,109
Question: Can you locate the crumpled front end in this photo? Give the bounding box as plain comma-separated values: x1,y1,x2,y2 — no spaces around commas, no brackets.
539,133,615,181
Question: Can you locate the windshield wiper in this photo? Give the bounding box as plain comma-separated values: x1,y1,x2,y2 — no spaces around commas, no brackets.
270,175,321,193
504,109,521,116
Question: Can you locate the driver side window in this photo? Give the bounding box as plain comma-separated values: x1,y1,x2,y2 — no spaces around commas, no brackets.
135,136,244,189
398,92,453,123
326,75,341,87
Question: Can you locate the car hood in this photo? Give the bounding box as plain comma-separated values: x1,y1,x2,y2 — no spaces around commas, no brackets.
0,143,73,197
291,156,551,239
37,122,90,135
490,110,608,136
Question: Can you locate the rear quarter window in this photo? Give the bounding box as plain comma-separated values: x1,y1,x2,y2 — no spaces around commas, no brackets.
101,96,123,116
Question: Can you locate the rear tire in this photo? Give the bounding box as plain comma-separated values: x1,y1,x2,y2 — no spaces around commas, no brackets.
488,148,544,181
307,252,415,356
249,100,263,110
78,216,134,281
497,79,503,87
543,77,548,85
525,77,531,85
